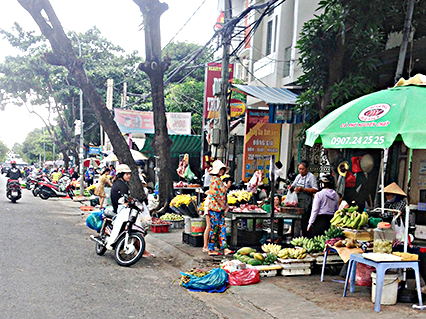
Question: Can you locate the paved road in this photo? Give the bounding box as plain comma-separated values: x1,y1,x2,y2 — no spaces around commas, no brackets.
0,174,217,319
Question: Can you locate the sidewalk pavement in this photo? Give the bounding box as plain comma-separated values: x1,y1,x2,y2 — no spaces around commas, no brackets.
147,229,425,319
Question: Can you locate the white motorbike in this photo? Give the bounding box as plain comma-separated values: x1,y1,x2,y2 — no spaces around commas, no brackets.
90,195,149,267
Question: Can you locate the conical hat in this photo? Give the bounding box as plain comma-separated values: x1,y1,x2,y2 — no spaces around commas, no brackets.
381,182,407,196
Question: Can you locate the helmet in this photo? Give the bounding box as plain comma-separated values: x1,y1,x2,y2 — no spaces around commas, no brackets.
116,164,131,174
10,160,16,165
89,165,94,169
319,174,334,190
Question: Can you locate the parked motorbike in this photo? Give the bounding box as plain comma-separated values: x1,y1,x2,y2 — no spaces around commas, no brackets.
38,175,74,200
32,174,51,197
6,179,22,203
90,195,148,267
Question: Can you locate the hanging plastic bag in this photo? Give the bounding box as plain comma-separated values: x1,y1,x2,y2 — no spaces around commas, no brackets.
180,268,228,292
86,211,103,232
184,165,195,182
140,202,151,222
228,268,261,286
283,190,298,207
394,216,405,242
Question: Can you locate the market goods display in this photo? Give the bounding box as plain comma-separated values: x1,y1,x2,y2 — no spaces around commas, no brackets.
169,194,195,207
233,253,263,266
392,252,418,261
180,269,210,285
151,217,172,225
324,237,345,246
290,236,327,253
174,181,188,188
263,253,278,265
160,213,183,221
332,238,360,248
237,247,256,255
373,239,393,254
227,190,252,204
323,225,346,239
261,243,282,255
277,248,307,259
233,247,277,265
231,203,266,213
330,206,369,229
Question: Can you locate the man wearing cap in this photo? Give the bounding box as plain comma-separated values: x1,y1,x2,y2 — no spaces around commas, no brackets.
381,182,407,223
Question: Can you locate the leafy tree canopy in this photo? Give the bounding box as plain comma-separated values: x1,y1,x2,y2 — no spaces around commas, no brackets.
0,140,9,163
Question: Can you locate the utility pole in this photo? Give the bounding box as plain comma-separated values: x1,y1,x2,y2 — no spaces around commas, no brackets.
394,0,415,83
217,0,232,162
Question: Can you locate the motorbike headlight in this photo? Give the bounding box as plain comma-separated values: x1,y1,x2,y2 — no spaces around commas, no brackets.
135,201,143,211
129,209,138,223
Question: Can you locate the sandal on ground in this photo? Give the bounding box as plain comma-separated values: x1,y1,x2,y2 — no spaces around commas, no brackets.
224,250,235,256
208,251,222,256
202,248,209,253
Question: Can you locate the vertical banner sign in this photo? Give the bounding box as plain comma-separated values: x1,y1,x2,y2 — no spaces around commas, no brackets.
242,109,281,183
203,62,234,120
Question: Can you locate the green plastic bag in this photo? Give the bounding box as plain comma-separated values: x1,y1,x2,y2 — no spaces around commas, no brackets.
184,166,195,182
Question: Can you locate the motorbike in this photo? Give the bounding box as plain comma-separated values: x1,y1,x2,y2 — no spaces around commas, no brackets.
6,179,22,203
38,175,74,200
32,174,51,197
90,195,148,267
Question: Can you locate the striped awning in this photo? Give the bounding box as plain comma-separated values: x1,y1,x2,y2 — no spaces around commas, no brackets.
140,134,201,158
232,84,298,105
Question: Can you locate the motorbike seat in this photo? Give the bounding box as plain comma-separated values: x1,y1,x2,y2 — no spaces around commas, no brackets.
103,207,116,219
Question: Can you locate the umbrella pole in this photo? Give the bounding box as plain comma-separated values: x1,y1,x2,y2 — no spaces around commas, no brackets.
381,149,385,215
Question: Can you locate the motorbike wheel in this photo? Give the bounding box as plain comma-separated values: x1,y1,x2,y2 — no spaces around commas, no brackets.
32,187,39,197
95,243,106,256
25,183,31,190
39,191,50,200
114,233,145,267
11,198,16,203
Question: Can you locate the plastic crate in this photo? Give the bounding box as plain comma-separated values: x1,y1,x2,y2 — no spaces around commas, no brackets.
182,232,204,247
150,224,170,233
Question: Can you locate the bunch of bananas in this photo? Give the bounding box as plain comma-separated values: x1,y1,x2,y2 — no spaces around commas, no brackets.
227,194,237,205
261,243,282,255
180,269,210,286
228,190,252,203
330,208,369,229
278,248,307,259
290,236,326,253
170,194,194,208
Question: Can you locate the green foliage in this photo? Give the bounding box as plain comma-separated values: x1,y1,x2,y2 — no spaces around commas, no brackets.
0,140,9,162
21,128,53,164
296,0,426,126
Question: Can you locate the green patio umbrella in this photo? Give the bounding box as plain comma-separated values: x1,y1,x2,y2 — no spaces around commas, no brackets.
306,84,426,149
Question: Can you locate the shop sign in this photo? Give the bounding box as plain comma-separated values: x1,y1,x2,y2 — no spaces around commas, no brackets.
114,109,191,135
203,62,234,119
242,109,281,183
89,147,100,155
229,99,246,117
358,104,391,121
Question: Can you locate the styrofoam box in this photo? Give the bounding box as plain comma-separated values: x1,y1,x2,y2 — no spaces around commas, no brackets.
280,261,312,270
281,268,311,276
415,225,426,240
316,254,343,264
259,269,277,277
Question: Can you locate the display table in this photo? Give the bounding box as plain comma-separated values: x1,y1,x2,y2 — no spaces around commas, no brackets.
227,211,269,249
343,253,423,312
275,207,304,239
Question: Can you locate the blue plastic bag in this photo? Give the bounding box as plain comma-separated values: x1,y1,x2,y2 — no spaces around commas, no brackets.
86,212,103,232
180,268,228,292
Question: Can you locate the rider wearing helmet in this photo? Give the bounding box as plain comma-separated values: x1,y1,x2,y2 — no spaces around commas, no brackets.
307,174,339,237
110,164,132,213
6,161,22,180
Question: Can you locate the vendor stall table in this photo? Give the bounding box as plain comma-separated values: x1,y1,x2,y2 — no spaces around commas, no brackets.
228,211,268,249
275,207,304,239
343,253,423,312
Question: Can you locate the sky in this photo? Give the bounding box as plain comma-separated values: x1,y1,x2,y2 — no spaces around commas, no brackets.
0,0,219,148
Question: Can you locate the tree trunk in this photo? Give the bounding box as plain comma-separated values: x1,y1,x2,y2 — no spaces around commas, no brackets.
18,0,146,202
134,0,174,212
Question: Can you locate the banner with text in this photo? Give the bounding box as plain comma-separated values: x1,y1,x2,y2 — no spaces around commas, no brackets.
242,109,281,183
114,109,191,135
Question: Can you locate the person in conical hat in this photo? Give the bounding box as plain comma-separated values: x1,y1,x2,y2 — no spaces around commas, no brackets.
379,182,407,223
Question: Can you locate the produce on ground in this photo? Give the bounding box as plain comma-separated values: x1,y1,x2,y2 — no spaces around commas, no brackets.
237,247,256,255
180,269,210,285
261,243,282,255
330,206,369,229
160,213,183,221
278,248,307,259
233,253,263,266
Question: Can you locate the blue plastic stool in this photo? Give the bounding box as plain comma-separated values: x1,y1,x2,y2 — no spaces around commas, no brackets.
343,253,424,312
320,245,338,282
